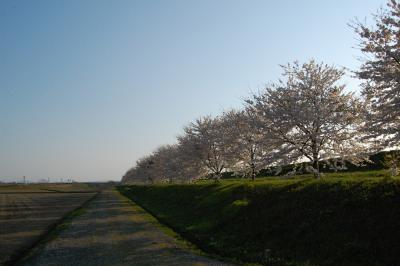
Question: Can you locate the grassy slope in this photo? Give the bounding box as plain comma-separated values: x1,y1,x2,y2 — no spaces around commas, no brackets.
118,170,400,266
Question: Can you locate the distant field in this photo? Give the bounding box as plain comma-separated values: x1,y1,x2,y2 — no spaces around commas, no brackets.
0,184,97,265
119,170,400,266
0,183,98,193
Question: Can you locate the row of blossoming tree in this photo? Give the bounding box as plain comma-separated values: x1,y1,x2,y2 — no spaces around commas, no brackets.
122,0,400,184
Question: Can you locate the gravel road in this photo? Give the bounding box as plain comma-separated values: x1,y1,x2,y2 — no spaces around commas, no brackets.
21,190,229,266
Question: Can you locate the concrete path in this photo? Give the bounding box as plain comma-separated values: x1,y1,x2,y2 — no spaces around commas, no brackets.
21,190,228,266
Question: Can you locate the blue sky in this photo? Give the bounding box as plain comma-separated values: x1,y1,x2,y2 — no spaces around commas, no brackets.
0,0,384,182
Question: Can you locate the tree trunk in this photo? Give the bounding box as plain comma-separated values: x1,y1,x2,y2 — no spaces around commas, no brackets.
250,148,256,181
214,172,221,182
251,164,256,181
312,159,320,178
390,165,398,177
312,143,320,178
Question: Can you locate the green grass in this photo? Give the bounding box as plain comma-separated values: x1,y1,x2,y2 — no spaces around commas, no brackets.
118,170,400,266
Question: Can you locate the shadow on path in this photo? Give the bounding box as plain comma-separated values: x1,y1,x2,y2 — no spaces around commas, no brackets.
21,190,229,266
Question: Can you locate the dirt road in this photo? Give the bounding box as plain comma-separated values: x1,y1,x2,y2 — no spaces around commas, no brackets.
0,192,96,265
20,190,228,266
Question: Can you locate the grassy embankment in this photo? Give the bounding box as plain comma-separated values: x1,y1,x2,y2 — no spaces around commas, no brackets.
118,170,400,266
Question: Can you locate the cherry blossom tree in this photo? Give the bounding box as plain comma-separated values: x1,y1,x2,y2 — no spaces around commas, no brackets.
178,116,232,181
121,143,205,184
351,0,400,149
124,155,158,184
222,109,280,180
248,60,364,178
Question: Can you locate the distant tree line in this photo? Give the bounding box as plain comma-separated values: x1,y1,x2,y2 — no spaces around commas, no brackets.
122,0,400,184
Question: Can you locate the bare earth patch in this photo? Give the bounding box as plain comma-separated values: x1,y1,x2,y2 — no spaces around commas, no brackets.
20,190,229,266
0,191,96,265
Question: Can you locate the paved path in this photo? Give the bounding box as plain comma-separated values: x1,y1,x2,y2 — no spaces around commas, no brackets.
20,190,228,266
